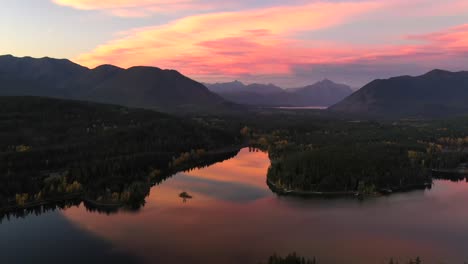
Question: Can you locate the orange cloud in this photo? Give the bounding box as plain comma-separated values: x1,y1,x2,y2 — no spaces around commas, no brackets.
73,1,468,83
75,1,384,75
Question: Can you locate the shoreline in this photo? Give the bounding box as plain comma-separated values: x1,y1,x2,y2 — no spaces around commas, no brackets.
0,193,82,214
0,145,244,215
267,179,432,198
267,179,358,197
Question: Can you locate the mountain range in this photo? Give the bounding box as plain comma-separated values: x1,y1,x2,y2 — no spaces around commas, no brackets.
330,69,468,118
2,55,468,118
0,55,231,113
206,79,353,107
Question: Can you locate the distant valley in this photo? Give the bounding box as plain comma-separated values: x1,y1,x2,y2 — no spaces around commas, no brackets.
206,79,353,107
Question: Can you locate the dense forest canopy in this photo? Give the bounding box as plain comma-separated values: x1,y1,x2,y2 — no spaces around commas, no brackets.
0,96,242,214
218,110,468,195
2,96,468,215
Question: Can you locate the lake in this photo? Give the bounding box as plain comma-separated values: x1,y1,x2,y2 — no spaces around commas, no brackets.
1,148,467,264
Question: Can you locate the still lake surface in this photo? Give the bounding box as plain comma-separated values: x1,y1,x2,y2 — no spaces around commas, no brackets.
1,148,468,264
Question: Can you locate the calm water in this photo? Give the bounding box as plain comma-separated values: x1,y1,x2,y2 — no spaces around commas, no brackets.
1,148,468,264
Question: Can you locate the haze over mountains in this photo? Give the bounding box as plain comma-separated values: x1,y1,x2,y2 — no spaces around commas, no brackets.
206,79,353,107
330,69,468,118
0,55,229,112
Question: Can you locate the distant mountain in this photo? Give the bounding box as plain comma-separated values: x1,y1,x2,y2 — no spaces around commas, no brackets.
206,80,246,93
206,80,352,107
207,81,284,95
329,69,468,118
0,55,232,113
289,79,353,106
206,81,287,106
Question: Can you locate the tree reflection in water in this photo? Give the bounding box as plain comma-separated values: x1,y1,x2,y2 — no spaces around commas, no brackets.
0,150,239,221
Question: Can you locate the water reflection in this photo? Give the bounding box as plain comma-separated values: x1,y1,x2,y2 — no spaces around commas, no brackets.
62,148,273,264
0,211,142,264
0,149,240,218
2,148,468,264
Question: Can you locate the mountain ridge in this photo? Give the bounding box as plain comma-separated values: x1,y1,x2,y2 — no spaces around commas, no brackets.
0,55,232,113
329,69,468,118
206,79,353,107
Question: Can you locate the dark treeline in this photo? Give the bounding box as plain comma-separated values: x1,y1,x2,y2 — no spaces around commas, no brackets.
0,97,242,213
267,143,429,193
260,253,316,264
206,110,468,195
1,143,239,218
259,253,429,264
0,198,82,224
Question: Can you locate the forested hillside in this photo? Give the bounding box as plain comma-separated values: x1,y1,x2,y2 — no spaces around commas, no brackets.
0,96,241,212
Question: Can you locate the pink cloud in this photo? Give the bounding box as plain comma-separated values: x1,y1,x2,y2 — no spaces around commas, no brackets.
74,1,384,74
72,1,468,83
407,24,468,54
52,0,468,18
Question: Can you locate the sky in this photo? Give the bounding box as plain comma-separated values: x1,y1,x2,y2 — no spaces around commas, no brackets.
1,0,468,88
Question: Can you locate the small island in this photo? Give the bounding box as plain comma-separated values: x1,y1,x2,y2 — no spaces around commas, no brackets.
179,191,193,203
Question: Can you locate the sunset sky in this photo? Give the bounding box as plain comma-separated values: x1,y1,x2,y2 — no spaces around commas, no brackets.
2,0,468,87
